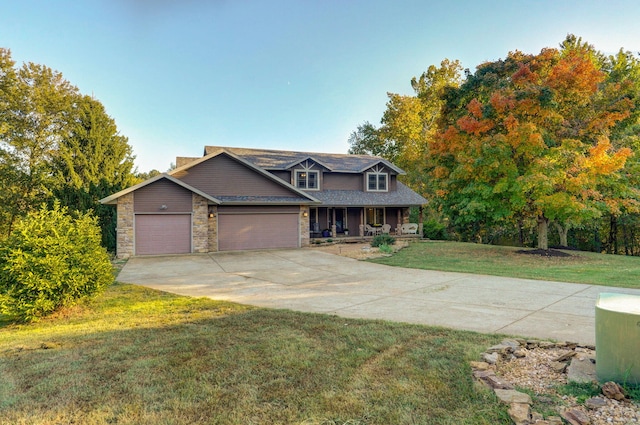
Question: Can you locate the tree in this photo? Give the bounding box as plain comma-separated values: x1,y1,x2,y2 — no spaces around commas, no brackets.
0,202,113,322
0,49,136,250
52,95,136,251
349,59,463,195
429,37,635,249
0,49,77,237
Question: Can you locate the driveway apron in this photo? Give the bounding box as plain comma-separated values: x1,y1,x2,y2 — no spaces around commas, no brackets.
116,249,640,345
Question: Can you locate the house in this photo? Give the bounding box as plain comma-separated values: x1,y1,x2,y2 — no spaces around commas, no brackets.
100,146,428,258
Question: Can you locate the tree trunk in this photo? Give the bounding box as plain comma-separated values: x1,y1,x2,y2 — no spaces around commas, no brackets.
553,222,570,247
609,215,618,254
537,215,549,250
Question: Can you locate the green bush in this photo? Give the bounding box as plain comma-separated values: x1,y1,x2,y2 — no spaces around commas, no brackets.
423,218,448,240
0,203,114,322
371,234,396,247
378,243,393,254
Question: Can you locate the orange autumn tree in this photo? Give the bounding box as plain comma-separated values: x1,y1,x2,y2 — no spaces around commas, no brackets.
430,37,634,249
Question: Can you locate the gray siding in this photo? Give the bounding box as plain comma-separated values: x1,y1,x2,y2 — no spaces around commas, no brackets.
323,173,362,190
134,179,193,213
174,153,297,197
218,205,299,214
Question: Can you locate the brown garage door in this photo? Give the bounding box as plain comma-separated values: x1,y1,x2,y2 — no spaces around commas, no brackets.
218,211,299,251
135,214,191,255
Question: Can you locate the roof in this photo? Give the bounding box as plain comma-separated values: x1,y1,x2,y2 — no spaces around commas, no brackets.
170,149,320,204
99,173,222,205
311,182,427,207
203,146,405,175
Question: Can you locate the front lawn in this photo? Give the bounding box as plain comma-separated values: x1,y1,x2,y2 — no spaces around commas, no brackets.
0,282,510,425
370,241,640,289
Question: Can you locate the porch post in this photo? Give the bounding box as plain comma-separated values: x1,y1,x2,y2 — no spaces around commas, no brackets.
397,209,402,235
359,208,365,236
418,206,424,237
331,208,337,237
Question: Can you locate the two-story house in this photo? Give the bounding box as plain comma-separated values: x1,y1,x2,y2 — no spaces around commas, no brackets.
100,146,427,257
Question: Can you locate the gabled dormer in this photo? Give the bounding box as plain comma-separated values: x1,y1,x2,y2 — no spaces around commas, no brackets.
288,158,330,191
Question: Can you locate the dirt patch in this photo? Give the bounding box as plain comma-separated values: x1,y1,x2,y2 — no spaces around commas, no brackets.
308,241,409,260
516,248,573,258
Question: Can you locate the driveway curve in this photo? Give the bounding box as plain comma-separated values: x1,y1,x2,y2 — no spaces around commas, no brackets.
116,249,640,345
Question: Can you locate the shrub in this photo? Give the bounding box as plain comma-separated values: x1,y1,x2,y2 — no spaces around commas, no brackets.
371,234,396,247
423,218,448,240
0,202,114,322
378,243,393,254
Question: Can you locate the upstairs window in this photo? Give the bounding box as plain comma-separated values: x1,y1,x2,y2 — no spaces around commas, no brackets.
366,165,388,192
296,170,319,190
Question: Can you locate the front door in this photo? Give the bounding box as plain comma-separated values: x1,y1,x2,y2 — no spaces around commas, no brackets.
334,208,347,233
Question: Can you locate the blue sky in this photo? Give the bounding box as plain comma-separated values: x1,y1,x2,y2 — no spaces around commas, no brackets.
2,1,640,172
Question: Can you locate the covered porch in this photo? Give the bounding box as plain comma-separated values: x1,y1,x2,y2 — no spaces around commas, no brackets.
308,206,422,238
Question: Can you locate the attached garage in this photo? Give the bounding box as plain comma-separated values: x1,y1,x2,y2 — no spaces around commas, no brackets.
135,214,192,255
217,206,299,251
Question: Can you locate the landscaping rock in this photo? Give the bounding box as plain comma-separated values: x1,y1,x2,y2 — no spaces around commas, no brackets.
552,350,577,362
513,348,527,358
469,361,490,371
601,381,626,401
482,351,499,364
550,361,567,373
473,370,513,389
508,402,531,425
546,416,564,425
567,354,597,384
494,389,532,404
561,407,591,425
584,397,608,410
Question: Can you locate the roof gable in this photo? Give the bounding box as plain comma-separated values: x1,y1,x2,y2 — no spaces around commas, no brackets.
171,149,319,203
99,174,221,205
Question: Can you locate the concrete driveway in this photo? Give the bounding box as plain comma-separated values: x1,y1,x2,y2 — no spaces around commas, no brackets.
116,249,640,345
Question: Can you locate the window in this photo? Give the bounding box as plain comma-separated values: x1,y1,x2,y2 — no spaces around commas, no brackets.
296,170,319,190
366,172,388,191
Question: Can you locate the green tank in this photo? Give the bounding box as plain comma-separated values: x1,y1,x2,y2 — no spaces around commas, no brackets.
595,292,640,385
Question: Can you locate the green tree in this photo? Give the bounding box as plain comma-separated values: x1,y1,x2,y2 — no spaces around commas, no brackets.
429,37,635,249
0,202,114,322
52,95,136,251
0,49,136,250
0,48,77,236
349,60,462,196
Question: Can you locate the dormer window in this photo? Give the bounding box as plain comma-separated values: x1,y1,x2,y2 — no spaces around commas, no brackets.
366,165,388,192
295,170,319,190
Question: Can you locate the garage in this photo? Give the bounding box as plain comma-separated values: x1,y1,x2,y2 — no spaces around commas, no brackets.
218,206,299,251
135,214,192,255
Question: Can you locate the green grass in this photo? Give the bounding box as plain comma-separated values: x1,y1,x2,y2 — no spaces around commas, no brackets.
0,282,511,425
371,241,640,289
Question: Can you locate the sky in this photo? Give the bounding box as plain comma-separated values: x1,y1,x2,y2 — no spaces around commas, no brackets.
2,1,640,172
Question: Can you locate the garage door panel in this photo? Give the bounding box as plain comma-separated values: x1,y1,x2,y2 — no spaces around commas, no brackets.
135,214,191,255
218,213,298,251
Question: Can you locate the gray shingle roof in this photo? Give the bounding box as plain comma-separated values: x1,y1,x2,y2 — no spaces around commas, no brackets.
204,146,405,174
311,182,427,207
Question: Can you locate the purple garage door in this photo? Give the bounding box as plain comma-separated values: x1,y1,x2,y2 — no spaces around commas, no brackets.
135,214,191,255
218,212,299,251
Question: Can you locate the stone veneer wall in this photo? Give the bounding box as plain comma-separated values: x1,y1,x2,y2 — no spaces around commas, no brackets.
192,194,209,253
300,206,310,247
208,205,218,252
116,192,134,259
402,207,411,224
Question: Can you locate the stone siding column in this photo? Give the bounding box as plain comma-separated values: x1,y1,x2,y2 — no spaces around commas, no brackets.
208,205,218,252
192,194,209,253
116,192,134,259
300,206,310,247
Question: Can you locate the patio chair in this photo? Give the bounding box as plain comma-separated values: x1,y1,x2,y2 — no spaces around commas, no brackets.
381,224,391,234
400,223,418,234
365,224,377,236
